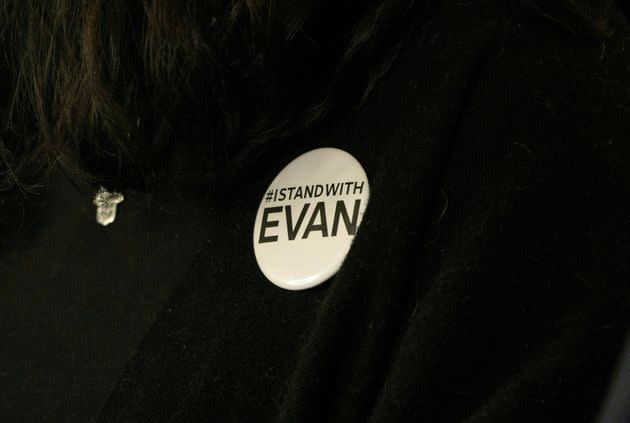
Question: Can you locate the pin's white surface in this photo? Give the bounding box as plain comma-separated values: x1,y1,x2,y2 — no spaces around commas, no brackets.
253,148,370,290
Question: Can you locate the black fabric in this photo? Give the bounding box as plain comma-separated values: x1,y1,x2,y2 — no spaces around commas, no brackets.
0,170,213,421
99,2,630,422
2,1,630,421
598,332,630,421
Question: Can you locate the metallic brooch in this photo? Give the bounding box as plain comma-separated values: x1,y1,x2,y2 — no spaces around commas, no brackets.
93,186,124,226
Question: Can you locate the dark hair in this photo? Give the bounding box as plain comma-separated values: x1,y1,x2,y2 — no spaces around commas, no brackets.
0,0,620,192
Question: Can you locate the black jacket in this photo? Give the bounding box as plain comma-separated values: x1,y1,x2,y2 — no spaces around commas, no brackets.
2,1,630,421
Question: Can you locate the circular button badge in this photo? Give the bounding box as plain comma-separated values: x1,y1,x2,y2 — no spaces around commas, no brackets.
253,147,370,290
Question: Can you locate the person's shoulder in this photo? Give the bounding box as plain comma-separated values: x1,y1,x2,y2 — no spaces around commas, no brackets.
498,0,630,79
470,1,630,149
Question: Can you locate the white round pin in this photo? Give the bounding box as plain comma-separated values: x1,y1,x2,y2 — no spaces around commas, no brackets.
253,147,370,290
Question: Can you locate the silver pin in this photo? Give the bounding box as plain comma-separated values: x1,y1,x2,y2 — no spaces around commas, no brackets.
93,186,124,226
